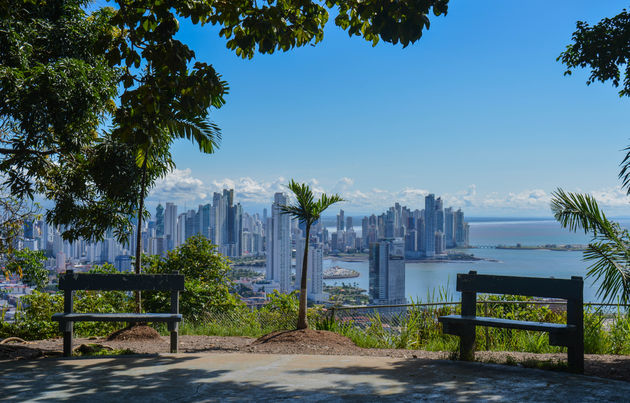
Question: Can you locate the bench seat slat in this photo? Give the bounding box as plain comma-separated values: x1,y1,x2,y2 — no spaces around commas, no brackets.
438,315,576,333
52,313,182,322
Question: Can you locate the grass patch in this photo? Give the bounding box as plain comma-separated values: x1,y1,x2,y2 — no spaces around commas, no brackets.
73,344,135,357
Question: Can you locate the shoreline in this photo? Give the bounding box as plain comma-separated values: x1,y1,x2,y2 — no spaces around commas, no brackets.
324,255,498,264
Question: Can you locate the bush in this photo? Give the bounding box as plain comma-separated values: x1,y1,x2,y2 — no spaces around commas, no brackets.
0,264,133,340
142,235,243,322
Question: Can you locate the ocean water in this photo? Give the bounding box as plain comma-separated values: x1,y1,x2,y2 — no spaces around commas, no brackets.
324,218,630,303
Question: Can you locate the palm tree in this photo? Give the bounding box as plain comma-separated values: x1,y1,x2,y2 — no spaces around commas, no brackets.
280,180,343,329
551,189,630,304
129,114,220,312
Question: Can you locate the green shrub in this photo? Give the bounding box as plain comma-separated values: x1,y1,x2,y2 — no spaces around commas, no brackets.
0,264,133,340
609,308,630,355
142,235,242,322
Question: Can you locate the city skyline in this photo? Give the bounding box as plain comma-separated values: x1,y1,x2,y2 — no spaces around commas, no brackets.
145,170,630,218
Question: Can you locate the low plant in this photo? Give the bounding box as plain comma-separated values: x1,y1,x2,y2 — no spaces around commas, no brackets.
0,264,132,340
142,236,243,322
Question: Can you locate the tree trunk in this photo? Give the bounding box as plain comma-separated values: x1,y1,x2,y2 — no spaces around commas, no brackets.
134,158,148,313
297,225,310,330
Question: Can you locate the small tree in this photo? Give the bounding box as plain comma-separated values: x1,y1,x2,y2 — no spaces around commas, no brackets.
142,235,241,322
280,180,343,330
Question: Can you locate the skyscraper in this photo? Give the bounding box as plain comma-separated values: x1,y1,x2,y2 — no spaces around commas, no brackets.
155,204,164,237
295,238,327,302
454,209,469,247
176,213,186,247
164,202,177,251
444,207,455,248
336,209,345,232
369,238,406,306
435,197,444,234
266,192,291,293
424,194,436,257
199,203,211,239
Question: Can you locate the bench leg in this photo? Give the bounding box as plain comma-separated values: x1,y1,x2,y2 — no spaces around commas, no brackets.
459,325,476,361
170,331,178,353
63,322,73,357
568,347,584,373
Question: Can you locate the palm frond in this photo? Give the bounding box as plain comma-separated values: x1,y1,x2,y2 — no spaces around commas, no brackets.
551,188,630,303
584,241,630,304
551,188,612,236
619,144,630,195
279,179,344,226
166,113,221,154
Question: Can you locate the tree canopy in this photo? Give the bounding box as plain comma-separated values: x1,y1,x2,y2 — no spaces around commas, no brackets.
0,0,449,243
559,9,630,97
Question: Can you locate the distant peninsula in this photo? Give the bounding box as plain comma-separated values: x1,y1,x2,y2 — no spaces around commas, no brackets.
496,244,587,251
323,266,360,279
325,252,489,263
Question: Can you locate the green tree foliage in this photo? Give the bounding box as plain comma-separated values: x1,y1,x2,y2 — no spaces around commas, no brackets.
0,1,145,243
0,196,48,287
142,235,241,322
1,0,450,246
559,9,630,97
280,180,343,329
4,249,48,291
553,8,630,304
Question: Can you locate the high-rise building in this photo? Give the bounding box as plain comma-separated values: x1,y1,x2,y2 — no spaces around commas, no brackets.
23,220,34,239
444,207,455,248
435,197,444,234
199,203,211,239
435,231,446,255
424,194,436,257
336,209,345,232
164,202,177,251
295,238,327,302
228,202,243,256
454,209,468,247
361,216,369,248
346,216,353,232
185,209,197,240
176,213,186,247
212,192,226,245
266,193,291,293
155,204,164,237
369,238,406,306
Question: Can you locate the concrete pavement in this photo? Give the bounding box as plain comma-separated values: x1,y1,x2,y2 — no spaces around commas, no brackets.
1,353,629,402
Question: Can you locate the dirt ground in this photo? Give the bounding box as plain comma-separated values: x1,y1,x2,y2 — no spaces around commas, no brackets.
2,329,629,383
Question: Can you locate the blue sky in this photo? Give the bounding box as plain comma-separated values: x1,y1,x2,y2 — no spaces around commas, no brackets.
144,1,630,217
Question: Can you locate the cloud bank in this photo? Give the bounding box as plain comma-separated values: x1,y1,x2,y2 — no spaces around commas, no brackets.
148,169,630,216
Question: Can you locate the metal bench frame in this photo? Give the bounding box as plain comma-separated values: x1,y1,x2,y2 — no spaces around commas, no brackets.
438,270,584,372
52,270,185,357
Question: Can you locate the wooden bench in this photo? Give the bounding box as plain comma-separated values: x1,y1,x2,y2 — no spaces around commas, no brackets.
438,270,584,372
52,269,185,357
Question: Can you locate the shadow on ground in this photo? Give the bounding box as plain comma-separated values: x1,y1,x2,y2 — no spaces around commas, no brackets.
2,353,629,402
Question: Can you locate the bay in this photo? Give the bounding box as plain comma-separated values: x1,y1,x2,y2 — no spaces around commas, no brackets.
324,218,630,303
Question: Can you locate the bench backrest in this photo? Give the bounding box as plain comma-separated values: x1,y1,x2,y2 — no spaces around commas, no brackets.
457,271,582,300
456,270,583,327
59,270,185,292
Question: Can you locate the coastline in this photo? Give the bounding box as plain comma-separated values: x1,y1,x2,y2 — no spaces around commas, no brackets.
324,254,498,263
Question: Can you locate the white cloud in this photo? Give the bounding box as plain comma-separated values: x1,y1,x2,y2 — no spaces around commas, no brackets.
149,169,207,203
332,177,354,193
590,187,630,207
148,172,630,216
